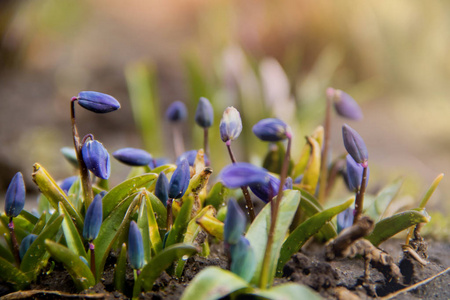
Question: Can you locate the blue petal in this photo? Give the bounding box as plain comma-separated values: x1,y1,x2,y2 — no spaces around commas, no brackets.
219,163,269,188
5,172,26,218
224,199,247,245
82,140,111,180
83,192,104,241
342,124,368,166
77,91,120,113
155,172,169,206
166,101,187,122
168,159,191,199
128,221,144,270
113,147,153,166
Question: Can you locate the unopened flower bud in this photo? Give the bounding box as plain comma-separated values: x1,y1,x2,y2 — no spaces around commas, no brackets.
59,176,78,195
5,172,26,218
168,159,190,199
219,162,269,188
128,221,144,270
327,88,363,120
155,172,169,206
113,147,153,166
224,199,246,245
77,91,120,113
249,174,288,203
219,107,242,143
345,154,369,192
195,97,214,128
83,191,105,241
337,207,354,233
252,118,291,142
19,234,38,260
166,101,187,122
342,124,368,166
82,139,111,180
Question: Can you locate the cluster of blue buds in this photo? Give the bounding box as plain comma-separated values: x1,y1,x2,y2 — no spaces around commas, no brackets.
82,139,111,180
83,191,105,241
166,101,188,122
5,172,26,218
113,147,153,166
76,91,121,114
128,221,144,270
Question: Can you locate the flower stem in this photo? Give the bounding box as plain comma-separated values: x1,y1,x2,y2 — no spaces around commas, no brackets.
226,141,255,222
204,128,210,166
89,242,96,280
8,218,21,267
353,165,368,224
172,124,185,158
71,98,93,210
259,136,292,289
318,96,332,204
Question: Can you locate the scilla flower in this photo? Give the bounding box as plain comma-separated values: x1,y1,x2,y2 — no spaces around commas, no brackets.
168,159,190,199
220,107,242,143
82,139,111,180
252,118,291,142
113,147,153,166
5,172,26,218
342,124,368,167
128,221,144,270
83,191,105,241
166,101,187,122
327,88,363,120
195,97,214,128
346,154,369,192
77,91,120,113
155,172,169,207
224,199,246,245
219,162,269,188
19,234,38,260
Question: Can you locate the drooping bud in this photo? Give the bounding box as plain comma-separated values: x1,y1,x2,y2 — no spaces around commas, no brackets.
327,88,363,120
168,159,190,199
155,172,169,206
77,91,121,113
128,220,144,270
19,234,38,260
345,154,370,192
61,147,79,168
229,236,256,282
5,172,26,218
81,139,111,180
342,124,368,167
224,199,246,245
113,147,153,166
195,97,214,128
252,118,291,142
166,101,187,122
219,107,242,143
83,191,105,241
219,162,269,189
249,174,288,203
337,207,355,233
59,176,78,195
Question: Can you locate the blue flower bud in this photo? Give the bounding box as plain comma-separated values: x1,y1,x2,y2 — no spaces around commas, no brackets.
249,174,288,203
168,159,190,199
219,162,269,189
345,154,370,192
166,101,187,122
60,147,79,168
342,124,368,167
219,107,242,143
337,207,354,233
176,150,197,166
229,236,256,281
155,172,169,206
59,176,78,195
19,233,38,260
81,139,111,180
112,147,153,166
327,88,363,120
224,199,246,245
83,191,105,241
5,172,26,218
77,91,120,113
128,221,144,270
195,97,214,128
252,118,291,142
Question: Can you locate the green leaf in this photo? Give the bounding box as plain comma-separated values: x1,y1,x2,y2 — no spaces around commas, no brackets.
32,163,84,232
151,164,177,176
0,216,32,243
204,182,229,210
0,256,30,290
59,203,87,259
144,192,163,255
137,196,152,264
94,193,140,282
251,283,321,300
146,192,167,234
277,198,353,276
20,214,64,280
180,267,250,300
246,190,300,286
31,212,47,235
19,210,39,225
114,243,127,293
102,173,157,218
366,209,431,246
0,242,13,261
45,240,95,291
134,244,198,297
365,178,403,221
165,196,194,248
263,142,286,175
67,178,83,213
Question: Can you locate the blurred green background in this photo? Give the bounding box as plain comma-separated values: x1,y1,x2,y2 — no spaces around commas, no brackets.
0,0,449,229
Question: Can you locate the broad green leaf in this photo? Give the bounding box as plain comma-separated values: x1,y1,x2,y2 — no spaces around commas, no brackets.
114,243,127,293
67,178,83,213
0,242,13,262
20,214,64,279
204,182,229,210
0,256,30,290
102,173,157,218
32,163,84,232
31,212,47,235
165,196,194,248
146,192,167,233
151,164,177,176
137,196,152,264
145,192,163,255
37,194,51,215
134,244,198,297
19,210,39,225
45,240,95,291
251,283,321,300
94,193,140,282
180,267,250,300
246,190,300,287
175,206,215,277
364,178,403,221
58,203,87,259
196,213,224,241
366,209,431,246
277,198,353,276
126,166,152,180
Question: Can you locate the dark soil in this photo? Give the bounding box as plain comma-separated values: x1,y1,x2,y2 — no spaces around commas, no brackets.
1,239,449,300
